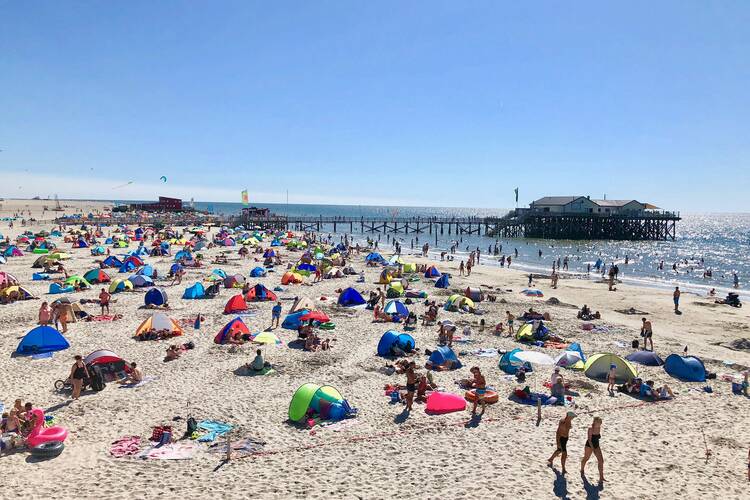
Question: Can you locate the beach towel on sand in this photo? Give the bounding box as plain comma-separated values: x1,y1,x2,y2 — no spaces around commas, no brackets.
110,436,142,458
139,441,201,460
119,376,157,388
207,436,266,457
197,420,233,442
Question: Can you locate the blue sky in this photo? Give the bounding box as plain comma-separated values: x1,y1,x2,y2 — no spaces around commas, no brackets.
1,1,748,210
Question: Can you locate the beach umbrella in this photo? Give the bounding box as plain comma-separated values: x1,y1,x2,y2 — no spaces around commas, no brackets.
252,331,282,345
514,351,555,366
384,300,409,316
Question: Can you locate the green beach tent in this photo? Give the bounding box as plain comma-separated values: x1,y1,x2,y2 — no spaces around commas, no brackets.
288,383,344,422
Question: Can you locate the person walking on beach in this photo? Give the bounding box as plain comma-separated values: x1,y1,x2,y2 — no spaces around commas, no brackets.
459,260,465,276
641,318,653,351
506,311,515,335
271,301,282,329
69,355,89,400
466,259,472,276
548,411,576,474
580,417,605,483
673,286,681,313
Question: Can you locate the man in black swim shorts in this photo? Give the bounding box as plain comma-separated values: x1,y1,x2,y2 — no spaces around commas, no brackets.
548,411,576,474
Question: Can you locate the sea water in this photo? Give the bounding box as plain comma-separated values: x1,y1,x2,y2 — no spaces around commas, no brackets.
175,201,749,295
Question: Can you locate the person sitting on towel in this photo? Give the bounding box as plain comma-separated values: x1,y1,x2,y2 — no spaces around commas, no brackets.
248,348,267,372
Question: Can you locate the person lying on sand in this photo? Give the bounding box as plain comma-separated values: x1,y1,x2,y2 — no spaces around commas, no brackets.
122,362,143,383
164,345,182,361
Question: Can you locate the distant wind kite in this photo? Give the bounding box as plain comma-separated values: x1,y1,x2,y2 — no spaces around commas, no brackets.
112,181,134,189
160,176,167,183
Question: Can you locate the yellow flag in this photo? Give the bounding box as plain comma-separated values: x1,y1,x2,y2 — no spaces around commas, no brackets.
241,190,248,206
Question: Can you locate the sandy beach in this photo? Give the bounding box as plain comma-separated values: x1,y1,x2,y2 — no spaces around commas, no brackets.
1,201,749,500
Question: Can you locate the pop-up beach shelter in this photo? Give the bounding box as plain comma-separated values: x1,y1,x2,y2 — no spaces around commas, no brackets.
435,274,450,288
135,312,183,337
625,351,665,366
144,287,168,307
584,353,637,383
499,348,533,374
84,269,111,284
337,287,366,307
663,354,706,382
214,317,251,344
428,346,462,369
377,331,415,357
224,294,249,314
288,384,346,422
282,309,310,330
245,283,278,302
16,326,70,355
183,282,206,299
424,266,441,278
383,300,409,317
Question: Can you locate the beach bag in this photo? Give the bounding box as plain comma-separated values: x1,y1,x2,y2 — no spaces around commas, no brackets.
184,417,198,438
151,425,172,442
631,339,639,349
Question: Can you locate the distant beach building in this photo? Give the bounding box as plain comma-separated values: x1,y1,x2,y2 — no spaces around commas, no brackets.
116,196,184,212
529,196,651,215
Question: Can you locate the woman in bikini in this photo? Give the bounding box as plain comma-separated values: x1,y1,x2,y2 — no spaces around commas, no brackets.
581,416,605,483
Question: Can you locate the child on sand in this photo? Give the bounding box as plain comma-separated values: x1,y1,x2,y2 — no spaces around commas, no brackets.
607,364,617,395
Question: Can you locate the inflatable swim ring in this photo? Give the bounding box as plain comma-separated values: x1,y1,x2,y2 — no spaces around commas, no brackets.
464,389,499,404
319,322,336,330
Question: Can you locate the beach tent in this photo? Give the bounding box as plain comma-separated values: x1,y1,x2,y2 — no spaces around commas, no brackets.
212,269,228,279
263,249,276,258
282,309,310,330
84,269,111,284
135,265,155,278
424,266,441,278
402,263,417,273
245,283,278,302
32,273,50,281
183,282,206,299
0,271,19,287
281,271,303,285
625,351,665,367
584,353,638,383
428,346,462,369
174,250,192,261
435,274,450,288
444,294,474,311
387,282,405,298
102,256,122,268
568,342,586,362
109,278,133,293
65,275,91,288
365,252,384,263
290,296,315,313
288,384,347,423
663,354,706,382
296,263,317,275
214,317,250,344
338,287,366,307
224,294,249,314
425,392,466,415
49,282,74,294
465,287,482,302
249,267,267,278
521,289,544,297
252,331,282,345
299,310,330,323
169,263,184,276
90,246,106,256
555,351,584,370
3,246,23,257
499,348,533,374
325,267,344,279
144,287,168,307
377,330,415,357
383,300,408,317
119,260,138,273
16,325,70,355
0,285,33,300
32,256,53,269
224,274,246,289
84,350,129,380
129,275,153,288
123,255,144,267
515,323,535,342
377,269,392,284
135,312,183,337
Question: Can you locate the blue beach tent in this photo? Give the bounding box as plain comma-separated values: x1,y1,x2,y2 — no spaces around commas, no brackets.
144,287,168,307
377,331,415,357
664,354,706,382
16,326,70,355
183,282,206,299
428,346,462,369
337,287,366,307
435,274,450,288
